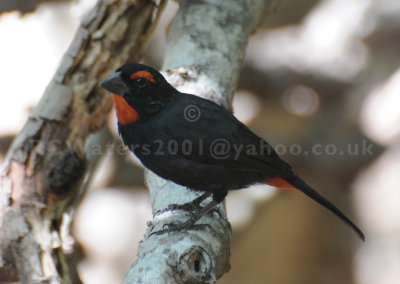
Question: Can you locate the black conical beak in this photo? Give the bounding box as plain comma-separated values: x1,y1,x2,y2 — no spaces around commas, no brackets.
100,71,129,95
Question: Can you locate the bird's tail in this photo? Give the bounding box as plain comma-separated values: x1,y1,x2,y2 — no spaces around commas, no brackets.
286,176,365,241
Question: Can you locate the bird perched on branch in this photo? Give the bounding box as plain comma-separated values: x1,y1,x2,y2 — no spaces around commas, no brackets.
100,63,365,241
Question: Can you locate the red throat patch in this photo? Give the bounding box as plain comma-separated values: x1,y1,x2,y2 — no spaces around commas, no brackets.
112,94,139,124
130,70,156,83
265,177,297,190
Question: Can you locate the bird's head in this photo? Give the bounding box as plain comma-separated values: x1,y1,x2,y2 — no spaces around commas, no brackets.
100,63,174,124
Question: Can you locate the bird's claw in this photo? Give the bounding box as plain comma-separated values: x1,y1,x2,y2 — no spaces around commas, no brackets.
149,216,196,237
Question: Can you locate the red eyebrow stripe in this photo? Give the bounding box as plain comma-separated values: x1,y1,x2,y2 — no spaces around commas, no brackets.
130,71,156,83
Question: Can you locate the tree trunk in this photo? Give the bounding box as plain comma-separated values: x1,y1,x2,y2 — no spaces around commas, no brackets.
123,0,279,283
0,0,166,282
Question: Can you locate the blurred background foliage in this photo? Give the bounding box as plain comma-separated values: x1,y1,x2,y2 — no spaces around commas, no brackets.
1,0,400,283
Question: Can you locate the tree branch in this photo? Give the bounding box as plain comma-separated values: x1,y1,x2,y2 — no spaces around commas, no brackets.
124,0,276,282
0,0,166,282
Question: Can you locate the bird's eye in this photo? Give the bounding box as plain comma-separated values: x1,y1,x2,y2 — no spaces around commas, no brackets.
134,77,148,88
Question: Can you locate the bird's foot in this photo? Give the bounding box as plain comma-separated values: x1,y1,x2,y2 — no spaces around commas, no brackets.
155,192,213,216
149,192,218,237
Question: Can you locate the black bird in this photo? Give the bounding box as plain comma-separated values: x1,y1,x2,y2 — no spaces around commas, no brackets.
100,63,365,240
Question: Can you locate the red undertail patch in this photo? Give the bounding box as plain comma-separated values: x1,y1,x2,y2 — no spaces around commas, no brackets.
265,177,297,190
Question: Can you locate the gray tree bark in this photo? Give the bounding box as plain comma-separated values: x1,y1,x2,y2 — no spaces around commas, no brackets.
0,0,166,282
123,0,279,283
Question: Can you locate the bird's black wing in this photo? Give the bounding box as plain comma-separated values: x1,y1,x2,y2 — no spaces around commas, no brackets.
161,93,293,177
